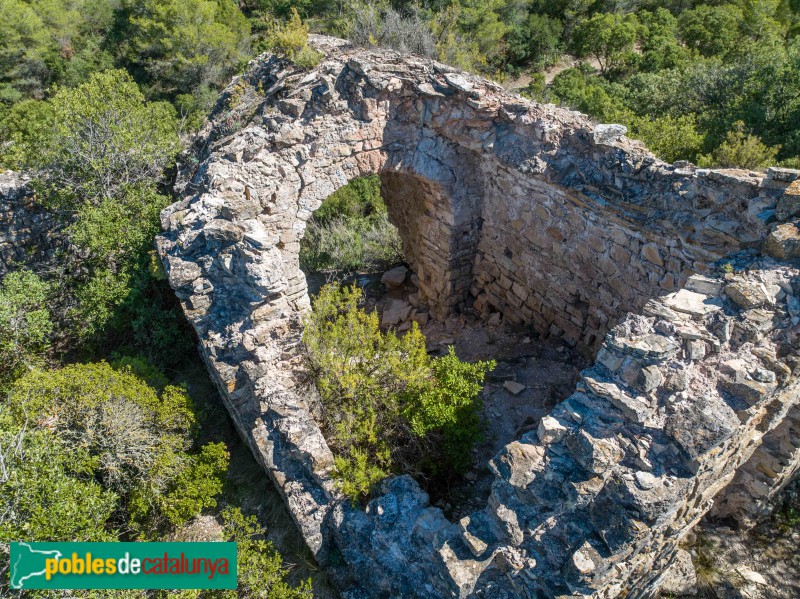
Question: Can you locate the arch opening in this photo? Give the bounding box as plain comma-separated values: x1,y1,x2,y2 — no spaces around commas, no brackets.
296,171,586,510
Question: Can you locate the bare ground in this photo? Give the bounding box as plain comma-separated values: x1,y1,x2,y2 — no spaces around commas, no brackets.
363,271,586,518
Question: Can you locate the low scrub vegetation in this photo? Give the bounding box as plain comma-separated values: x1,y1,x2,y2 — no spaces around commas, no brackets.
303,283,494,502
300,175,403,276
261,8,322,68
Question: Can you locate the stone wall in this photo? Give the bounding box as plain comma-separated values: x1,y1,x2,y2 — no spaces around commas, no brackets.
156,37,800,598
711,404,800,528
473,166,778,352
0,171,58,277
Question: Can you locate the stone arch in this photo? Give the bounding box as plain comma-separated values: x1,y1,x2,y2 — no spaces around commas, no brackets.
157,37,800,599
291,162,480,321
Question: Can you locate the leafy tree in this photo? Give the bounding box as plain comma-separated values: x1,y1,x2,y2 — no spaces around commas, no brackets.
6,362,229,535
637,7,678,42
28,69,179,208
678,5,743,57
0,0,50,103
431,3,488,72
456,0,510,65
571,12,638,74
506,13,563,68
19,69,180,338
123,0,251,99
529,0,593,37
0,0,117,107
739,0,784,43
0,271,53,390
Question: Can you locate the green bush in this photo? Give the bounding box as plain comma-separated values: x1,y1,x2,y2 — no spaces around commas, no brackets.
215,507,313,599
0,270,53,390
697,121,780,169
629,113,704,162
263,8,322,68
303,283,494,502
300,175,403,274
6,361,229,535
0,405,118,544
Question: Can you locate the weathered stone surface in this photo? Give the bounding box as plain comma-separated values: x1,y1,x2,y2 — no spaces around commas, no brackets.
381,299,413,327
567,429,625,474
685,274,723,296
608,334,680,360
720,369,778,406
775,180,800,220
381,265,408,288
152,38,800,599
635,471,657,490
0,172,60,278
621,363,663,393
724,279,770,309
664,289,724,316
593,123,627,145
537,415,567,444
766,166,800,182
503,381,526,395
764,222,800,261
657,549,697,596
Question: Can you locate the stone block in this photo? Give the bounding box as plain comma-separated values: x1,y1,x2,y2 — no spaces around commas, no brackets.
766,166,800,182
685,274,723,296
658,549,697,596
410,311,429,326
381,299,412,327
538,416,567,445
664,289,723,317
381,265,409,288
490,441,545,488
583,370,655,423
685,339,706,361
775,180,800,220
593,123,627,145
608,334,681,360
764,222,800,261
621,363,664,393
567,429,624,474
720,370,777,406
724,279,769,309
641,242,663,266
503,381,526,395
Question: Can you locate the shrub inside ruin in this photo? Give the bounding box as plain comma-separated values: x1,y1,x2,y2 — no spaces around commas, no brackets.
299,175,403,276
303,283,494,502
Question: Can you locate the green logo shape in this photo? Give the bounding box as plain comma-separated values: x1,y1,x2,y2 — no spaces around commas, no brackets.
10,542,237,590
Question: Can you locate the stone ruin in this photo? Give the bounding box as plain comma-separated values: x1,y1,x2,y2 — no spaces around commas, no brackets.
87,36,800,597
0,172,58,278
